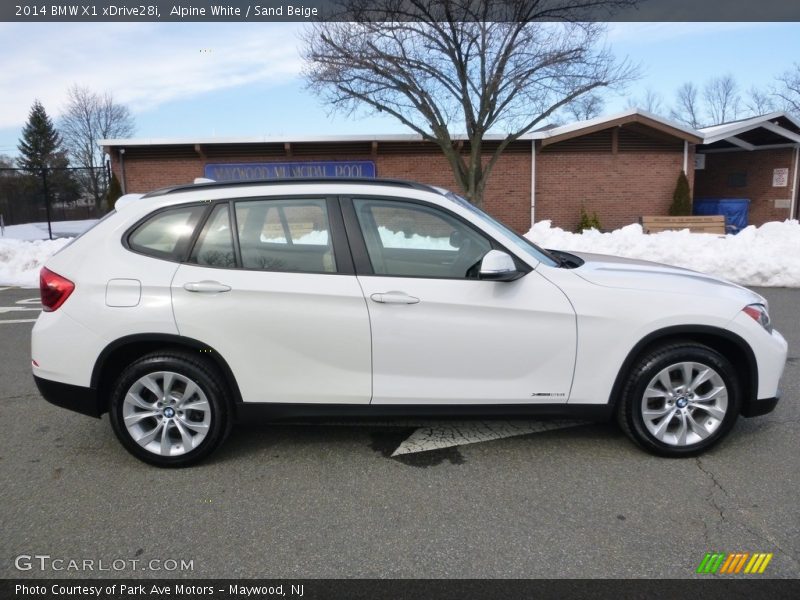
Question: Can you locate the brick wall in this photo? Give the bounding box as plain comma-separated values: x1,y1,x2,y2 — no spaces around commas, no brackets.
108,132,695,234
535,143,694,232
110,146,534,233
694,148,797,226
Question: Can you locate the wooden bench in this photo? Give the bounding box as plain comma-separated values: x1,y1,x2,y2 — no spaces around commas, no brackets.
640,215,726,235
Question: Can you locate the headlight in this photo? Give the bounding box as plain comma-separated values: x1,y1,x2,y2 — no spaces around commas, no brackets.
743,304,773,333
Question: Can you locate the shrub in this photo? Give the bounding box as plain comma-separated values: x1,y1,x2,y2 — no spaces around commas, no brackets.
577,204,602,232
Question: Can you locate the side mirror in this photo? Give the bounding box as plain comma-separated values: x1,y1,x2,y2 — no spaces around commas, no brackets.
479,250,523,281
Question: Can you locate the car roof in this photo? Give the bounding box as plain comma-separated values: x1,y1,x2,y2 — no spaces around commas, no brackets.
142,177,446,199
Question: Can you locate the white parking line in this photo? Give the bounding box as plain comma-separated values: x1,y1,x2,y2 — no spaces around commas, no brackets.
391,419,586,456
0,307,40,313
15,298,41,305
0,318,37,324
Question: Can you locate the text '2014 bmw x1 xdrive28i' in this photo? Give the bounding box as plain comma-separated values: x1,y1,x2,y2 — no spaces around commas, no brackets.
32,178,788,466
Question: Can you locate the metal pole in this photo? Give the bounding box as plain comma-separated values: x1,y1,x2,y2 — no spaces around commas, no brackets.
790,145,799,221
530,138,536,227
119,148,127,194
42,168,53,240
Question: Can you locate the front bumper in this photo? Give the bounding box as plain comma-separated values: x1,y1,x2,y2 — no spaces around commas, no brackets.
34,375,102,418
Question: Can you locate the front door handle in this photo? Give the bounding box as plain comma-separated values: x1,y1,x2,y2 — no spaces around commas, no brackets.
183,281,232,293
370,291,420,304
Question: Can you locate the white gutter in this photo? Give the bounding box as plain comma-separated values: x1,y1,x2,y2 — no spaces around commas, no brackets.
683,141,688,174
791,145,800,220
530,139,536,226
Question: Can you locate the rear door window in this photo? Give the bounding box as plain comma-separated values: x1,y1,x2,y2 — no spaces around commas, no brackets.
188,204,236,268
235,199,336,273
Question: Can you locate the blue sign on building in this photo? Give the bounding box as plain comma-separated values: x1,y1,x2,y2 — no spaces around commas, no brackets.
204,161,376,181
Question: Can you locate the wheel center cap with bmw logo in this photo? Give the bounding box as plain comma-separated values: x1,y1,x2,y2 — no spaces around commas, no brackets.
164,407,175,418
676,397,689,408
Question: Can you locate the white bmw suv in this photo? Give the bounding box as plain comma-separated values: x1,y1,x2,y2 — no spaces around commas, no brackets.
32,178,788,466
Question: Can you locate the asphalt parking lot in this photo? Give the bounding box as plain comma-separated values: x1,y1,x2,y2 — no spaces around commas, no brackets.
0,286,797,579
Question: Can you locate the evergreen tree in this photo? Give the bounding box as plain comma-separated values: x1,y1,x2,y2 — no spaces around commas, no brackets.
17,100,64,172
668,172,692,216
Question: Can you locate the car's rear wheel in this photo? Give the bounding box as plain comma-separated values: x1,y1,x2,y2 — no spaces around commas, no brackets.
109,351,231,467
617,342,741,457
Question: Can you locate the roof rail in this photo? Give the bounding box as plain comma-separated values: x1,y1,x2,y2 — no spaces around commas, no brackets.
142,177,445,198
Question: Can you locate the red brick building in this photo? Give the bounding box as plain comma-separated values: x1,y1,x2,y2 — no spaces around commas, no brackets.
696,113,800,227
101,110,800,233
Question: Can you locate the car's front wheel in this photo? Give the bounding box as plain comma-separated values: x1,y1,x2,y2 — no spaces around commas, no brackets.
617,342,741,457
109,351,231,467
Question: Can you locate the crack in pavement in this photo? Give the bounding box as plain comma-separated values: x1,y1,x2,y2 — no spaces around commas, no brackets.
0,393,41,402
694,457,800,569
695,457,730,546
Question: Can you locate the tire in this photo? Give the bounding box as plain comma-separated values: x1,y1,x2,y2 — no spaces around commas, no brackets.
109,351,231,467
616,342,741,457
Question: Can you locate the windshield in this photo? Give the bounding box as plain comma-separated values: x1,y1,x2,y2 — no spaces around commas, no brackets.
444,192,559,268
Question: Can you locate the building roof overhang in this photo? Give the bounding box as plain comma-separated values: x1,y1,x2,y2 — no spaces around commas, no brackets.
699,112,800,151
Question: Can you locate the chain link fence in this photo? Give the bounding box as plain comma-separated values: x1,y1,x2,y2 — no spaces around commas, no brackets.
0,165,111,239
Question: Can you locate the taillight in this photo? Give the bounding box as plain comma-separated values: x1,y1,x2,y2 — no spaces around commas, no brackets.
40,267,74,312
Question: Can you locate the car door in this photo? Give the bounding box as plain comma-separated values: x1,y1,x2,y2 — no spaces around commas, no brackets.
171,197,371,405
343,196,577,405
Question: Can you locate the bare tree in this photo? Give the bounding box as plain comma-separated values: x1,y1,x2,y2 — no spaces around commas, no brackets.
744,86,776,116
626,87,663,115
775,63,800,116
564,92,605,121
669,82,702,128
703,75,741,125
59,85,135,207
302,0,637,207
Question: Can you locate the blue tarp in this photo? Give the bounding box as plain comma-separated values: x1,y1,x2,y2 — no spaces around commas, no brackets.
693,198,750,234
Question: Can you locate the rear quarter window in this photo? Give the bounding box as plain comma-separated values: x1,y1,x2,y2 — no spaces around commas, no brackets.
127,205,206,261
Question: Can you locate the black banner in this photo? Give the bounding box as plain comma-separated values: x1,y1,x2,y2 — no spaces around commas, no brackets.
3,0,800,22
3,579,800,600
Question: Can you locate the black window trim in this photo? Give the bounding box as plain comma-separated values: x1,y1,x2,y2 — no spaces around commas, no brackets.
340,195,532,281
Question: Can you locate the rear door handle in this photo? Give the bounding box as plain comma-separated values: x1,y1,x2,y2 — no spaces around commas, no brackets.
183,281,232,293
370,291,420,304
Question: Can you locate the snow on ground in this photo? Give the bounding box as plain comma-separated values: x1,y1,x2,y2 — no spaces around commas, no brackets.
0,218,799,288
526,220,800,288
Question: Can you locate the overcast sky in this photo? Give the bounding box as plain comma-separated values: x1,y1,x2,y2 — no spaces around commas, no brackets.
0,21,797,157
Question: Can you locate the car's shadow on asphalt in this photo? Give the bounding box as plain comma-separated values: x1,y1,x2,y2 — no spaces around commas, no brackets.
206,420,630,468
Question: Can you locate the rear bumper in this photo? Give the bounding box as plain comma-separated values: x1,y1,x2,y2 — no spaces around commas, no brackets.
741,393,780,418
34,375,102,418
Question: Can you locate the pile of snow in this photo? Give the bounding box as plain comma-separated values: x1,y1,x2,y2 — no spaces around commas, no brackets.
0,219,97,287
526,220,800,288
378,225,454,250
1,219,98,241
0,238,72,287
